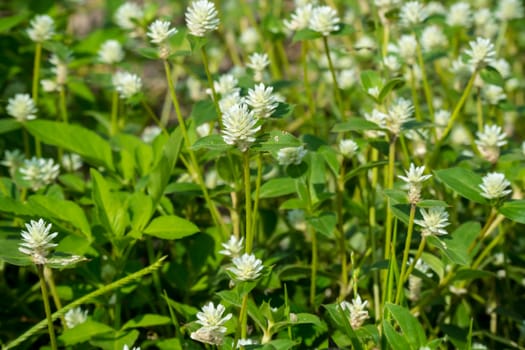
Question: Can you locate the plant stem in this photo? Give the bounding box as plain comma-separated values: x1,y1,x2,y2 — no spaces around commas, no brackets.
58,87,68,123
301,41,315,118
384,136,397,261
409,65,422,121
322,36,344,119
472,215,506,269
395,203,416,304
309,224,318,307
244,151,253,253
368,147,381,317
163,60,227,239
416,41,434,122
37,265,57,350
239,294,249,340
476,87,483,133
32,42,42,105
200,46,222,127
43,267,66,328
403,237,427,285
110,91,119,136
141,100,168,135
336,162,348,301
251,154,263,238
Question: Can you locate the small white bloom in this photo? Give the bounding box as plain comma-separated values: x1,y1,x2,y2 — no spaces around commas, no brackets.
141,125,162,143
7,94,37,122
479,172,512,199
421,25,447,52
190,326,226,345
415,207,450,237
112,71,142,99
1,149,24,176
482,84,506,105
364,109,387,138
98,40,124,64
221,103,261,152
213,74,239,96
41,79,58,92
496,0,524,21
385,97,414,135
397,34,417,64
408,258,432,301
383,55,401,71
245,83,279,118
309,5,340,36
277,145,307,166
185,0,220,37
340,294,369,329
284,4,314,32
475,124,507,163
19,219,58,265
20,157,60,191
492,58,511,79
367,86,380,98
240,27,259,52
447,2,472,27
237,339,258,348
339,139,358,158
338,68,357,89
114,3,143,30
425,2,446,16
219,235,244,257
122,345,140,350
247,53,270,82
228,253,264,281
62,153,83,172
147,19,177,44
65,307,88,328
398,163,431,204
27,15,55,42
196,302,232,329
219,91,244,113
399,1,428,26
464,37,496,70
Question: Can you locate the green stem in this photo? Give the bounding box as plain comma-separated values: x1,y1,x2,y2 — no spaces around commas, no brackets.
163,60,227,239
403,237,427,284
244,151,253,253
468,209,499,253
416,41,434,122
472,215,506,269
310,225,318,307
251,154,263,239
44,267,66,328
58,87,68,123
301,41,315,118
110,91,119,136
23,127,31,157
409,65,422,121
32,42,42,105
495,20,508,56
141,100,168,136
476,87,483,132
200,47,222,127
336,162,347,301
37,265,57,350
384,137,397,260
368,147,381,317
322,36,344,119
239,294,249,341
395,204,416,304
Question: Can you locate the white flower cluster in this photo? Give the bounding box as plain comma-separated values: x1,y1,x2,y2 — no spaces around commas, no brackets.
19,219,58,265
277,145,307,166
112,71,142,99
475,124,507,163
479,172,512,200
191,302,232,346
185,0,220,37
6,94,37,122
414,207,450,237
398,163,432,204
114,2,143,31
98,40,124,64
65,307,88,328
219,235,244,257
221,103,260,152
27,15,55,42
340,294,369,329
247,53,270,82
228,253,264,281
245,83,279,118
20,157,60,191
309,5,340,36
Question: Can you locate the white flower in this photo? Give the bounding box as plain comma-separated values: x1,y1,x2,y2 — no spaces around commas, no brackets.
339,139,358,158
185,0,220,37
7,94,37,122
27,15,55,42
41,79,58,92
240,27,259,52
112,71,142,99
338,68,357,89
219,235,244,257
237,339,258,348
219,91,243,113
421,25,447,52
464,37,496,70
98,40,124,64
284,4,314,32
122,345,140,350
196,302,232,329
114,3,143,30
190,327,226,345
20,157,60,191
414,207,450,237
213,74,239,96
147,19,177,44
62,153,83,172
228,253,264,281
1,149,24,176
221,103,261,152
247,53,270,82
408,258,432,301
367,86,380,98
446,2,472,27
19,219,58,265
364,109,387,138
483,85,506,105
479,172,512,199
49,54,68,87
475,124,507,163
426,2,446,16
397,34,417,64
383,55,401,71
496,0,524,21
399,1,428,26
141,125,162,143
385,97,414,135
245,83,279,118
277,145,307,166
398,163,432,204
492,59,511,79
65,307,88,328
340,294,369,329
309,5,340,36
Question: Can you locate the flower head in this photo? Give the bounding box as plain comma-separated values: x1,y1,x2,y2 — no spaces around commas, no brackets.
340,294,369,329
397,34,417,64
219,235,244,257
98,40,124,64
464,37,495,70
228,253,264,281
19,219,58,264
245,83,279,118
185,0,220,37
385,97,414,135
62,153,83,172
65,307,88,328
496,0,524,21
27,15,55,42
147,19,177,44
483,85,506,105
141,126,162,143
447,2,471,28
213,74,239,96
421,25,447,52
479,172,512,199
398,163,432,204
1,149,24,177
339,139,359,158
7,94,37,122
277,145,307,166
414,207,450,237
190,326,226,345
309,5,340,36
112,71,142,99
475,124,507,163
247,53,270,82
114,2,143,30
284,4,314,32
122,345,140,350
196,302,232,329
19,157,60,191
399,1,428,26
221,103,261,152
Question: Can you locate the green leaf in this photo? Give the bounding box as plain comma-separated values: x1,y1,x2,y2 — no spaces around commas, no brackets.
0,195,35,216
68,80,96,102
59,320,115,345
307,212,336,239
360,70,382,92
344,161,388,182
427,221,480,265
272,102,294,118
143,215,199,240
434,168,487,204
0,119,21,134
258,177,297,198
0,235,31,266
324,304,364,350
25,120,114,171
190,100,217,125
191,134,231,151
383,320,411,350
418,200,449,208
378,78,405,102
292,28,322,42
385,303,426,349
121,313,171,330
0,11,29,33
89,329,139,350
331,119,383,132
480,66,505,87
451,268,493,282
254,131,302,153
129,192,153,233
498,200,525,224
